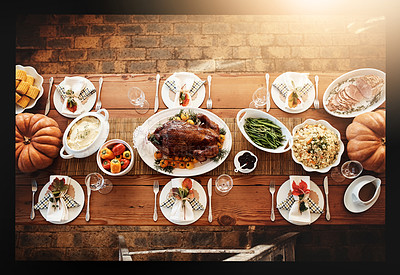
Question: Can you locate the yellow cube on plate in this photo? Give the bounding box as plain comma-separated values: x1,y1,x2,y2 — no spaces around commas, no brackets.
26,85,39,99
16,69,27,81
15,92,21,103
16,95,30,109
26,75,35,86
16,81,30,95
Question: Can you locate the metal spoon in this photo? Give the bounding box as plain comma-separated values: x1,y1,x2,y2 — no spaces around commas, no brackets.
234,163,248,173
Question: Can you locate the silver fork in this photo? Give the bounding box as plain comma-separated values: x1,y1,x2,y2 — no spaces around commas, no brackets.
153,180,159,221
206,75,212,109
269,180,275,221
30,179,37,220
314,75,319,109
95,77,104,111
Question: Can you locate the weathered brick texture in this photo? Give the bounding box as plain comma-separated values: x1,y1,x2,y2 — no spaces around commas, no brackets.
16,14,386,74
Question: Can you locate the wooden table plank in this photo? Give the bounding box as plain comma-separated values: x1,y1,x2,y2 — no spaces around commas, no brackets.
15,73,386,226
15,180,385,226
31,73,385,113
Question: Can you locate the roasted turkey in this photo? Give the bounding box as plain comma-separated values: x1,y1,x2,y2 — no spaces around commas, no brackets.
148,114,220,162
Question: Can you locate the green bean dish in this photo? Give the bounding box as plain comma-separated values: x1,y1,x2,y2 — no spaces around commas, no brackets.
243,118,285,149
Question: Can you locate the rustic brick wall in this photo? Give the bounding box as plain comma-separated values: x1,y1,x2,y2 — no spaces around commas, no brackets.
15,224,384,261
15,14,386,261
16,14,385,75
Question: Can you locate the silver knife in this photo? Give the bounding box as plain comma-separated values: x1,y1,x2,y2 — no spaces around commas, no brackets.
44,77,53,115
207,178,212,223
154,74,160,113
265,73,270,112
85,177,92,222
323,176,331,221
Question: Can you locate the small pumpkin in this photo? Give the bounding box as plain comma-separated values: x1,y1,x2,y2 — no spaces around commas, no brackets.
15,113,62,173
345,110,385,173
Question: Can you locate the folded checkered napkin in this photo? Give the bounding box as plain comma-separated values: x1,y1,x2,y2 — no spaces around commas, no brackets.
77,87,96,101
164,80,205,96
277,194,323,214
189,80,206,96
273,82,312,98
164,80,178,94
160,196,204,211
55,85,96,101
34,192,80,210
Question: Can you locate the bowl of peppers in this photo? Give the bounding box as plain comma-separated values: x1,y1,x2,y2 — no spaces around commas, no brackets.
97,139,134,176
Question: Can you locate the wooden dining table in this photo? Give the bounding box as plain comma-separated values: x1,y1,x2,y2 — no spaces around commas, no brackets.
15,73,385,226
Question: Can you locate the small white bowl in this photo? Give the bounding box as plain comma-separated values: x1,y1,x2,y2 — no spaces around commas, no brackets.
97,139,134,176
234,150,258,173
16,65,44,114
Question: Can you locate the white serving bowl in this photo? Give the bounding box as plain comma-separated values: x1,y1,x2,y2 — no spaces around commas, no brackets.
234,150,258,173
97,139,134,176
15,65,44,114
291,119,344,173
236,108,293,153
60,109,109,159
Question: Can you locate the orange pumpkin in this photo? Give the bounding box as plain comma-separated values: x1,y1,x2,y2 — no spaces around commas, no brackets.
15,113,62,173
345,110,385,173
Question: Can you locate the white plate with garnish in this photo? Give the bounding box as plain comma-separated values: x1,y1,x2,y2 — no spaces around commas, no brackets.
159,178,206,225
53,76,97,118
271,72,315,114
276,179,324,226
161,72,206,108
38,176,84,224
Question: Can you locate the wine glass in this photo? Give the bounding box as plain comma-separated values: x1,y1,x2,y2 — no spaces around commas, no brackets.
341,160,363,179
215,174,233,196
85,172,113,194
128,87,149,114
249,87,268,109
331,160,363,182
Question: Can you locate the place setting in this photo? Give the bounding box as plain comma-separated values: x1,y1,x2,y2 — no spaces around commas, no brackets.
160,72,208,109
271,72,316,113
53,76,98,118
154,174,234,225
33,175,84,224
158,177,207,225
276,175,325,225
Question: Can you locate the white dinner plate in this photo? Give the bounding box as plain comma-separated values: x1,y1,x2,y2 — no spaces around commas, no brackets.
132,107,232,177
15,65,44,114
271,72,315,114
53,76,97,118
161,72,206,108
276,179,324,225
322,68,386,118
159,178,207,225
343,175,381,213
38,177,84,224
